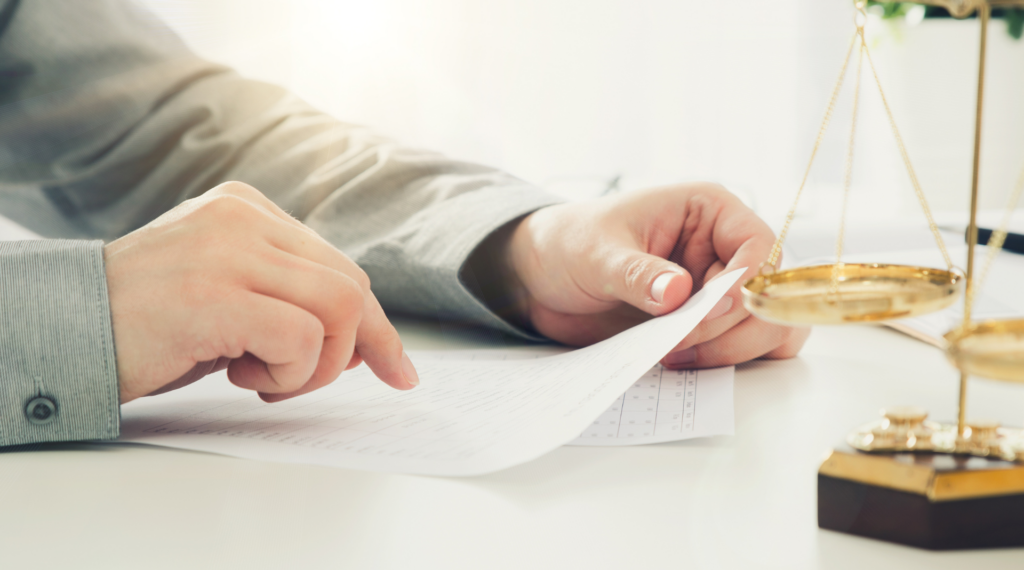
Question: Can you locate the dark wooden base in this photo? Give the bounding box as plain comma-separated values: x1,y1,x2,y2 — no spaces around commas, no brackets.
819,474,1024,549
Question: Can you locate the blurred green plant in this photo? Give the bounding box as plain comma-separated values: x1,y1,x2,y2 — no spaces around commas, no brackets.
865,1,1024,39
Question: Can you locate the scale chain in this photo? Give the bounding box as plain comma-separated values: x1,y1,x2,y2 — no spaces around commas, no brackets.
971,158,1024,309
830,37,866,298
859,27,954,271
762,30,860,272
763,2,954,277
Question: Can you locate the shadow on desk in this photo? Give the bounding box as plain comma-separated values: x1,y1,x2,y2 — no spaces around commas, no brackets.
388,314,548,351
0,441,128,455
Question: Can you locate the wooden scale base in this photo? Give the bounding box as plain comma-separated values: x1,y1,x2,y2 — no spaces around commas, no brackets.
818,445,1024,549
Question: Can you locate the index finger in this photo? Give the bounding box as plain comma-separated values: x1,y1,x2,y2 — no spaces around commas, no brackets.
712,199,776,283
704,199,776,324
259,220,416,390
661,202,775,357
208,182,419,392
664,260,751,354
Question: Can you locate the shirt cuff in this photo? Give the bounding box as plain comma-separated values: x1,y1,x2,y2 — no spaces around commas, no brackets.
356,184,563,340
0,240,120,446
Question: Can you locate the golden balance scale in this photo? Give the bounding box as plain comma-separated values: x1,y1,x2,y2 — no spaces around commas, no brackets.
741,0,1024,550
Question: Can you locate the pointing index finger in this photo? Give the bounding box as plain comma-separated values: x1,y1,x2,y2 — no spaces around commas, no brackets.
208,182,418,392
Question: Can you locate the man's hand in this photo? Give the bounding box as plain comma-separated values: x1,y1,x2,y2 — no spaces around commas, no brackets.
105,182,419,404
502,183,810,368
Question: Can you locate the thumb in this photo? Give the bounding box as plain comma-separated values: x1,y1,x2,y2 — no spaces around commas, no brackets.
600,249,693,316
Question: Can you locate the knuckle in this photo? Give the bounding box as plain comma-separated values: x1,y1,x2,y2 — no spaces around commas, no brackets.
351,267,371,291
191,340,226,364
698,181,730,196
330,274,366,318
291,311,325,348
201,194,249,218
621,256,653,293
214,180,260,198
175,196,202,211
206,196,268,231
267,249,308,273
191,322,244,363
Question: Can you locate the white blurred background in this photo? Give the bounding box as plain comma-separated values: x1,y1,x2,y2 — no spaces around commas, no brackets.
133,0,1024,225
51,1,1024,229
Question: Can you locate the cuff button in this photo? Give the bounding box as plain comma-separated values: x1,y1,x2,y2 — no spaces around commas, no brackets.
25,397,56,425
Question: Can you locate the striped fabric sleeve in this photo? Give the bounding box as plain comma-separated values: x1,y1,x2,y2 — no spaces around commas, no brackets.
0,240,120,446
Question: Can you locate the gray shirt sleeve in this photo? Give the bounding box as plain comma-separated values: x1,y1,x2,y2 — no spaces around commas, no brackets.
0,240,120,446
0,1,560,445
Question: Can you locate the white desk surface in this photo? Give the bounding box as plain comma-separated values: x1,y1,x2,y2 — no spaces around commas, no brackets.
4,317,1024,569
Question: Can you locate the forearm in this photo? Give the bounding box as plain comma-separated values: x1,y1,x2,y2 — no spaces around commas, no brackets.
185,76,562,333
0,0,562,337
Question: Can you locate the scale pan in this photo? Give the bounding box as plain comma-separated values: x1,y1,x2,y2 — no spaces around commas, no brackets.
741,263,963,326
945,320,1024,383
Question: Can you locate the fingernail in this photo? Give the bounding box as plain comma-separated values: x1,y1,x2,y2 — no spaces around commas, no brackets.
401,352,420,387
664,347,697,367
706,296,733,320
651,272,679,304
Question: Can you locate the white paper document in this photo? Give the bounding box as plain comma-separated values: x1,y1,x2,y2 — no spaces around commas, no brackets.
413,349,735,446
571,365,733,445
119,269,742,476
